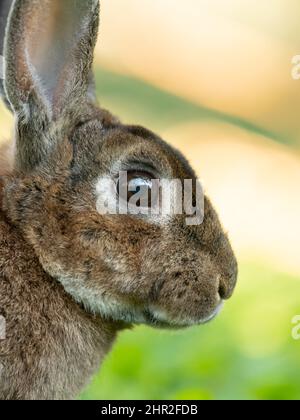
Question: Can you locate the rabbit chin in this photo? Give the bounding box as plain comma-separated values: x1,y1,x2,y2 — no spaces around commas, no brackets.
143,301,225,329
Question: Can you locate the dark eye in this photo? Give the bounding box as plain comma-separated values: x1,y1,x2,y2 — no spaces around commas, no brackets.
117,171,159,209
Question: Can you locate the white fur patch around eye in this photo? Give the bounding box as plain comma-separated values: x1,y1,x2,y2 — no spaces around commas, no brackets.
95,176,118,215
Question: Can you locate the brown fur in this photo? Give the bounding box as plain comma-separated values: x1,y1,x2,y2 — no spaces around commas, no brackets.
0,213,120,399
0,0,237,400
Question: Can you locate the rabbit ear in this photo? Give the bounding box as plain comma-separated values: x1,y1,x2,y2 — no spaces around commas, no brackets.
3,0,99,171
0,0,13,110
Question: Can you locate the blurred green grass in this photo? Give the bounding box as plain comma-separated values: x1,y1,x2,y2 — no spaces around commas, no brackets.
78,68,300,400
81,261,300,400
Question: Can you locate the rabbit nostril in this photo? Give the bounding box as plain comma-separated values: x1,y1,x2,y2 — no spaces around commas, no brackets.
219,273,237,300
218,283,228,300
218,279,232,300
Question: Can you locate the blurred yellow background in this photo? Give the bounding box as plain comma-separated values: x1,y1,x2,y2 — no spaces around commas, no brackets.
1,0,300,400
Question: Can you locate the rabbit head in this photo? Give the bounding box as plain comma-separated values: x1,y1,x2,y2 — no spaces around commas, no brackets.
0,0,237,328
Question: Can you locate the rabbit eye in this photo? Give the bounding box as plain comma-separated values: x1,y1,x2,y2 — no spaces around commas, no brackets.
117,171,158,209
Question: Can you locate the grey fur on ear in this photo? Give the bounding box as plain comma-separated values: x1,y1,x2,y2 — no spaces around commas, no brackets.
3,0,100,172
0,0,12,110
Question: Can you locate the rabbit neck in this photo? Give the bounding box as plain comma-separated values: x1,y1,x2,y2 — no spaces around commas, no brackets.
0,209,122,400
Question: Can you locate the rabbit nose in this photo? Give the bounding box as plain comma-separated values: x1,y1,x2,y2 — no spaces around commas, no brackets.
218,272,237,300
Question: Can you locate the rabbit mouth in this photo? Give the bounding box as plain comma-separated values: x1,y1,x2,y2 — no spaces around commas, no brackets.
197,301,225,325
143,300,224,329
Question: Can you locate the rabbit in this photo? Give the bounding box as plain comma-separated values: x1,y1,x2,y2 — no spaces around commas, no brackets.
0,0,238,400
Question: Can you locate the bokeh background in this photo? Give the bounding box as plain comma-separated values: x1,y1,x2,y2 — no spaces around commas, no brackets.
1,0,300,400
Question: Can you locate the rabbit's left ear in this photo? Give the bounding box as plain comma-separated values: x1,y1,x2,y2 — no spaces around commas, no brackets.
3,0,99,171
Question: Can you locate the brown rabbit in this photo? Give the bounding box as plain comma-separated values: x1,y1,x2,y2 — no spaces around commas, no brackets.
0,0,237,400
